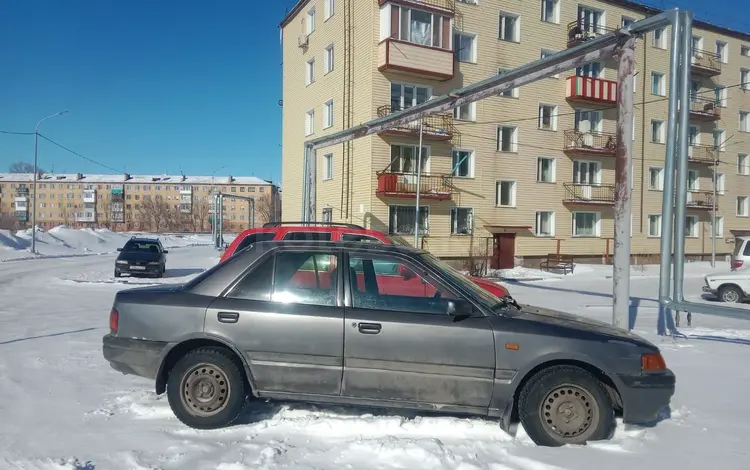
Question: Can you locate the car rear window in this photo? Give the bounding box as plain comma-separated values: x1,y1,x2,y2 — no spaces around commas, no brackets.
236,232,276,254
341,234,384,243
283,232,332,241
122,241,160,252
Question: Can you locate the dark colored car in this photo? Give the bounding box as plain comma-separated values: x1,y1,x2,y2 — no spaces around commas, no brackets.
102,241,675,447
114,237,168,278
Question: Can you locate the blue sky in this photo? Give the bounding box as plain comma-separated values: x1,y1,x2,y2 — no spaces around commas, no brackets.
0,0,746,183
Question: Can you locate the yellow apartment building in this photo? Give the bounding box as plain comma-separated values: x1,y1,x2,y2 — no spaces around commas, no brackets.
281,0,750,267
0,173,280,233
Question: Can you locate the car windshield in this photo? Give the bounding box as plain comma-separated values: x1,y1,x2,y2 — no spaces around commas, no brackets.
122,241,160,253
419,253,519,315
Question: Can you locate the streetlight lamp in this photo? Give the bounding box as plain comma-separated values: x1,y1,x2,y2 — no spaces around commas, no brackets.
31,111,68,254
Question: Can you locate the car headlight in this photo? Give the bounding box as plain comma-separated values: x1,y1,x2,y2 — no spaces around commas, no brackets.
116,260,128,265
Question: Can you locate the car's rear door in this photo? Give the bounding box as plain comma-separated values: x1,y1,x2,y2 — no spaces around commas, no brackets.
341,251,496,409
205,247,345,396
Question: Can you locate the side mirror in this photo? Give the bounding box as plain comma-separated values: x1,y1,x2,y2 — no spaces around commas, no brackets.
116,248,122,252
163,250,169,254
398,265,416,280
446,299,474,316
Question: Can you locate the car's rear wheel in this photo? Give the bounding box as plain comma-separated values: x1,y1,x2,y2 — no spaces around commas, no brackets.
718,285,743,303
166,347,246,429
518,365,615,447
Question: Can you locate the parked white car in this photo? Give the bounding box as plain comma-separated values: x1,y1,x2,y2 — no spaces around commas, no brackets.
703,271,750,303
730,236,750,272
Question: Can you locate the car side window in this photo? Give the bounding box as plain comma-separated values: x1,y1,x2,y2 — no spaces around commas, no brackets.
227,256,274,301
348,255,456,315
273,251,338,307
341,234,384,244
283,232,332,241
235,232,276,253
743,241,750,256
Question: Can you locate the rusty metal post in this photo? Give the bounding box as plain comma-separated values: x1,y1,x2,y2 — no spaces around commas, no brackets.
612,36,637,330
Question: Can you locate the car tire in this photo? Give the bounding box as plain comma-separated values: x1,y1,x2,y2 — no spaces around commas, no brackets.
718,285,743,303
518,365,615,447
166,347,246,429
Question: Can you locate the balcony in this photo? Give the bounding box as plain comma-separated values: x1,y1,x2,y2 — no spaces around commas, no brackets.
180,203,192,213
14,188,29,199
563,183,615,205
566,76,618,105
378,38,454,81
75,211,96,223
376,105,461,145
689,97,721,121
691,49,721,77
14,211,28,221
82,190,96,203
566,21,617,48
376,172,453,200
564,130,617,156
379,0,455,13
686,191,716,210
689,145,719,164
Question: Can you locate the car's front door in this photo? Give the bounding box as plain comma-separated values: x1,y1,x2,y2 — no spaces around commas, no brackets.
341,252,496,409
205,249,344,396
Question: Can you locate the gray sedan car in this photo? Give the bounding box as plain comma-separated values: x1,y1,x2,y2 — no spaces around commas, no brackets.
102,241,675,447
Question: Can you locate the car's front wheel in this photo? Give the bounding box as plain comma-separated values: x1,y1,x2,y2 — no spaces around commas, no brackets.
518,365,615,447
718,285,743,303
166,347,246,429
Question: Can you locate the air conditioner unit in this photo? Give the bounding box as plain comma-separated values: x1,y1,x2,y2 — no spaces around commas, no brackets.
298,34,309,47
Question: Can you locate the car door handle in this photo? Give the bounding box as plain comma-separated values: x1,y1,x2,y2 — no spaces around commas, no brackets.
217,311,239,323
358,322,382,334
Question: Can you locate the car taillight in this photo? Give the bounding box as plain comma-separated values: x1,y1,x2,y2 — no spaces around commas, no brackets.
732,260,744,270
641,352,666,372
109,308,119,334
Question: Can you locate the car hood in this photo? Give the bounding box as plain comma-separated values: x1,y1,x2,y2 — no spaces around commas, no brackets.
117,251,161,262
705,271,749,281
515,303,652,346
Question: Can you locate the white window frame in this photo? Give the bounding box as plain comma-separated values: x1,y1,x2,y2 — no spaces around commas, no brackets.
651,120,665,143
685,215,699,238
535,211,555,237
572,160,602,185
689,125,701,146
389,6,449,49
687,169,700,191
324,0,334,21
454,31,477,63
538,103,558,130
305,109,315,136
306,58,315,85
715,86,728,108
323,153,334,180
496,126,518,152
498,11,520,42
497,68,519,97
574,108,603,132
541,0,559,24
450,207,474,235
323,99,334,129
621,16,635,28
324,44,334,74
306,8,316,34
692,35,704,58
540,49,559,77
451,149,475,178
742,45,750,57
536,157,556,183
713,215,724,237
495,180,517,207
648,214,662,237
572,212,601,237
390,143,431,173
716,40,728,63
714,129,726,152
738,196,750,217
651,71,666,96
388,205,429,235
740,111,750,133
652,27,666,49
715,173,725,194
742,69,750,91
453,102,476,121
390,82,432,111
648,167,665,191
739,153,750,175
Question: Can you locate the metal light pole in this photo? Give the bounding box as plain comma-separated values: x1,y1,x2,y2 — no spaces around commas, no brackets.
711,157,718,267
413,119,424,248
210,165,226,245
31,111,68,254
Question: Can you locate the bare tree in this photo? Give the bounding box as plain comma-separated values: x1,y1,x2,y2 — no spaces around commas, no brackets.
255,194,280,227
0,213,18,230
136,199,170,232
98,195,112,230
191,198,211,232
60,204,74,227
9,161,45,173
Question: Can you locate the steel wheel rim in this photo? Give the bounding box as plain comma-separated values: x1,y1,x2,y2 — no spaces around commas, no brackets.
180,362,231,417
539,383,599,441
724,290,739,302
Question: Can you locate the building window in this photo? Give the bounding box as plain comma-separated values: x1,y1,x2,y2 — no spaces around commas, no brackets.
652,28,666,49
651,120,665,143
692,36,703,56
713,215,724,237
739,154,750,175
497,69,519,97
324,0,334,20
738,196,749,217
323,153,334,180
390,83,430,111
648,215,662,237
715,86,728,107
322,207,333,223
498,12,520,41
535,211,555,236
306,58,315,85
495,180,516,207
450,207,473,235
538,104,557,130
389,205,428,235
686,215,699,238
541,50,559,77
687,169,699,191
323,99,334,129
651,72,665,96
541,0,559,24
305,109,316,135
454,32,477,62
621,16,634,28
716,173,726,194
306,8,316,34
389,6,449,49
573,160,601,184
574,109,602,132
716,40,728,63
451,149,474,177
741,111,750,133
573,212,600,237
742,69,750,91
324,44,334,74
714,129,726,151
649,167,664,190
688,125,700,146
537,157,556,183
496,126,518,152
742,45,750,57
453,103,475,121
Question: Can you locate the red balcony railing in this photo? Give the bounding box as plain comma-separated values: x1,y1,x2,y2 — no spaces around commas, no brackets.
691,49,722,76
566,20,617,48
689,97,721,121
376,105,461,145
376,172,453,200
689,145,719,164
564,129,617,155
563,183,615,204
566,76,618,104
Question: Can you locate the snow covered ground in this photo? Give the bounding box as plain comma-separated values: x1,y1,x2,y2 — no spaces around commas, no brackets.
0,226,219,262
1,247,749,469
